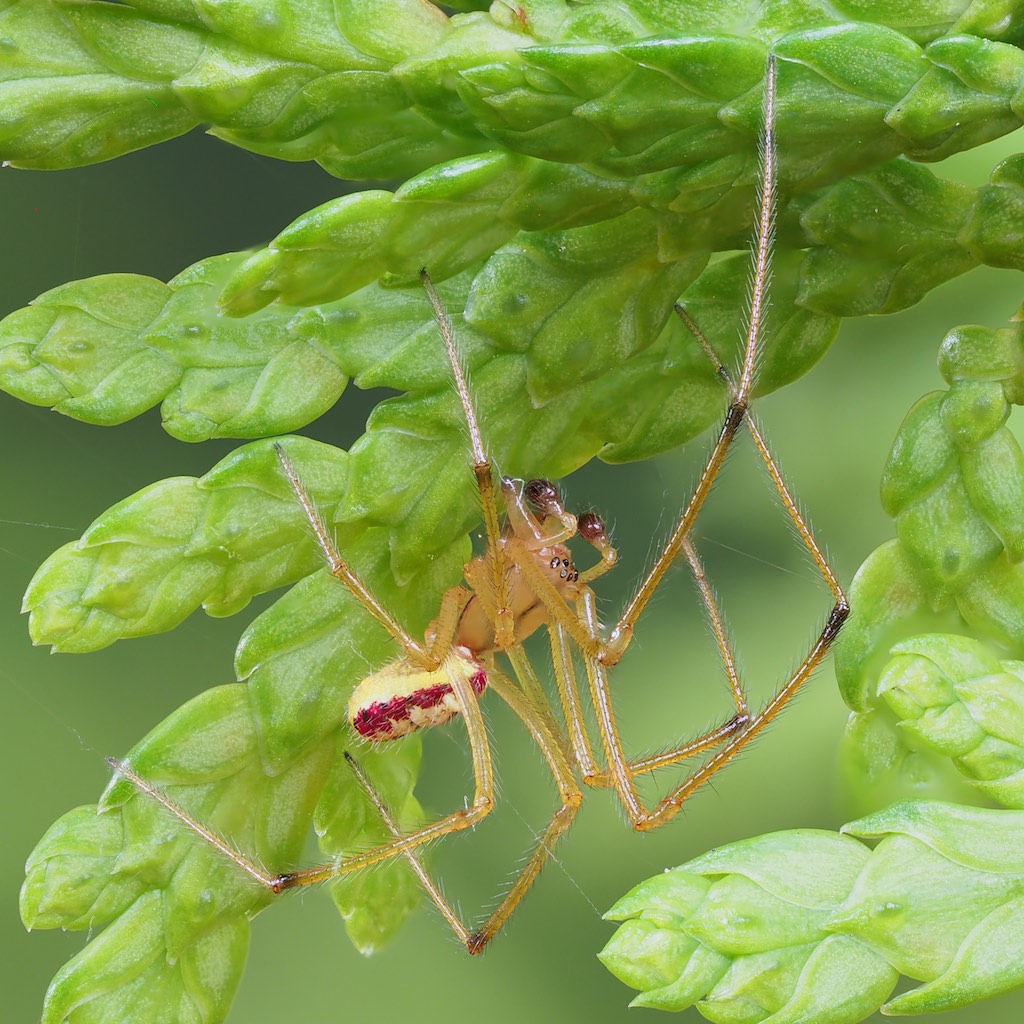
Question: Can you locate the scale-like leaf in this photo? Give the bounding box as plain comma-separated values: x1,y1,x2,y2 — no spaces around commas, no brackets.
602,803,1024,1020
7,4,1024,1023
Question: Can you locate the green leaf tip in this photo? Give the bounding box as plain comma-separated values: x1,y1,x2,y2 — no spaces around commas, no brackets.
835,317,1024,806
21,804,145,934
39,891,248,1024
0,253,350,442
602,828,896,1022
603,803,1024,1021
22,437,348,652
873,635,1024,809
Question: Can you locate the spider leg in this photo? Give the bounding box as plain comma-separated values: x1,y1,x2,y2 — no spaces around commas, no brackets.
493,480,754,785
672,306,847,611
504,643,565,742
683,537,749,718
108,650,495,891
277,264,538,670
221,272,539,886
585,718,746,786
579,526,834,796
466,668,581,953
420,269,518,651
503,534,757,786
341,751,475,948
276,443,471,672
346,664,581,955
549,622,601,779
484,56,845,823
580,582,845,830
574,56,848,826
494,51,782,670
601,58,847,671
582,544,750,786
597,57,777,669
546,618,743,786
579,536,752,787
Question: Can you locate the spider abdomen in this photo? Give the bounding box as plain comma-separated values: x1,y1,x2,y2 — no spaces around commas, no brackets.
349,650,487,741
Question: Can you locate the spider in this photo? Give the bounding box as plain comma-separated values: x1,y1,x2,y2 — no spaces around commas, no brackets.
111,55,848,955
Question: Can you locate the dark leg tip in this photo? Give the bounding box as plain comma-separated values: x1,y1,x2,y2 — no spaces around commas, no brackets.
727,712,751,734
822,600,850,645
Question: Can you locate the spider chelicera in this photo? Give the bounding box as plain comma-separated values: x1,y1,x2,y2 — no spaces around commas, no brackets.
111,55,848,955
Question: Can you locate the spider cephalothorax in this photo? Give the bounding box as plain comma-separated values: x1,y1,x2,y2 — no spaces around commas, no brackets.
351,476,595,741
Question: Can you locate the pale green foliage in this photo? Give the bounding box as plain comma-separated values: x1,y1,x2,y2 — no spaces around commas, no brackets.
603,802,1024,1020
4,1,1024,1022
878,634,1024,808
837,321,1024,808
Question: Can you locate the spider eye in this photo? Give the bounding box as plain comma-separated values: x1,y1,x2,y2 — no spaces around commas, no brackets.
550,556,560,569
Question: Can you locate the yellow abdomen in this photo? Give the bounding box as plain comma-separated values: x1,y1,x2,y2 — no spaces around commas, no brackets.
348,648,487,742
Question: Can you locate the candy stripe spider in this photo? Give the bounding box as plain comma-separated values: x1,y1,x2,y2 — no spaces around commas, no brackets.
111,55,848,954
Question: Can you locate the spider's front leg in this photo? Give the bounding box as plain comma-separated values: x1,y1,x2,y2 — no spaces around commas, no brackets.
274,442,471,673
588,55,848,831
510,55,847,832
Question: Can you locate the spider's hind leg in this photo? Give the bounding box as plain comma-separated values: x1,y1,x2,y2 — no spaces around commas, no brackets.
345,661,582,956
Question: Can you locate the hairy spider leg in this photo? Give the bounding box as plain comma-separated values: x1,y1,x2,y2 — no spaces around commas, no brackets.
273,443,470,674
598,55,846,663
488,57,786,673
568,54,847,828
110,647,494,889
346,658,584,955
505,489,752,784
412,55,847,826
421,269,523,652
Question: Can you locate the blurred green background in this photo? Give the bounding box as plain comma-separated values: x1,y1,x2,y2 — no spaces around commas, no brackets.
3,125,1023,1023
